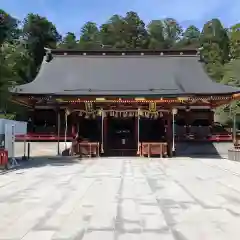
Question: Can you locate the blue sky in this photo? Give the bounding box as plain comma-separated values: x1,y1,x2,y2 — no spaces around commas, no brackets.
1,0,240,36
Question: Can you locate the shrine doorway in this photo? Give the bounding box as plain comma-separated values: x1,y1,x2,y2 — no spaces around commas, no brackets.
139,118,166,142
106,117,137,156
78,118,101,142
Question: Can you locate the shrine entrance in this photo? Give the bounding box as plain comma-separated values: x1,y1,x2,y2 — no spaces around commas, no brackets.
69,108,172,157
106,117,137,156
139,118,166,142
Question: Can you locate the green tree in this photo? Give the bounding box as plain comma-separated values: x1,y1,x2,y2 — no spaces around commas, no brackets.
175,25,200,49
200,19,229,81
162,18,183,48
58,32,77,49
0,10,23,111
147,20,166,49
0,9,19,45
22,13,61,79
184,25,200,40
229,23,240,59
99,15,127,49
123,11,149,49
79,22,101,50
222,59,240,87
0,42,30,111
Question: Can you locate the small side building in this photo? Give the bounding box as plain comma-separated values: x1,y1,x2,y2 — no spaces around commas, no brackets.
11,49,240,157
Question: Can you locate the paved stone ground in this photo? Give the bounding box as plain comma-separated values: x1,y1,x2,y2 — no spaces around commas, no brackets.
1,157,240,240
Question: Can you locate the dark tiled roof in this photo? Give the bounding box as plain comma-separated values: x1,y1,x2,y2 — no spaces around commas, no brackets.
12,51,240,96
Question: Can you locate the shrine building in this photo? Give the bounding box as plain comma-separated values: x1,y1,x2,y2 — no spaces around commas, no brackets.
11,49,240,157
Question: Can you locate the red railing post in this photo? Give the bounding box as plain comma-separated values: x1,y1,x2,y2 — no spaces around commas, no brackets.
0,149,8,168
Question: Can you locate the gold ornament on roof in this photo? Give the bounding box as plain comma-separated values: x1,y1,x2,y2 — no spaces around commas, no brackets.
149,102,157,112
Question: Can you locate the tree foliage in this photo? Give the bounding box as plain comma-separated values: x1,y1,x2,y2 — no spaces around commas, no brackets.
147,20,165,49
79,22,101,50
0,9,19,45
1,9,240,122
58,32,77,49
22,14,61,78
229,23,240,59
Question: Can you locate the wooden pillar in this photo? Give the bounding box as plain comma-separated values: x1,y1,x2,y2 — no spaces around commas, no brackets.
209,109,214,124
33,109,36,133
71,113,76,137
56,109,61,155
28,108,36,133
136,109,140,155
103,114,107,154
166,113,173,157
185,109,191,136
77,114,81,136
233,113,237,144
64,110,68,150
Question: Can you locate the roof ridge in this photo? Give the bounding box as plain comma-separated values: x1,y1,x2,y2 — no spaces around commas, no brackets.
49,48,199,57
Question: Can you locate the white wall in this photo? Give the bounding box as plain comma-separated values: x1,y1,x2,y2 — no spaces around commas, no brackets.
0,119,27,135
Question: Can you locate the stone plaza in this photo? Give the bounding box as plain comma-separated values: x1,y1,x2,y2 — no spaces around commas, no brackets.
1,151,240,239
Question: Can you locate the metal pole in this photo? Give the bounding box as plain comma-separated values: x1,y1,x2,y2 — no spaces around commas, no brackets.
27,142,30,159
57,111,61,155
23,139,26,157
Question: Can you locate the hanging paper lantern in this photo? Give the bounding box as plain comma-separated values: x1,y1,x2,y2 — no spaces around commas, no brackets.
65,108,71,116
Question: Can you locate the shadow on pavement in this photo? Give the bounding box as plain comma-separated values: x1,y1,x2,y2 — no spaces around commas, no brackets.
1,156,84,174
176,141,231,159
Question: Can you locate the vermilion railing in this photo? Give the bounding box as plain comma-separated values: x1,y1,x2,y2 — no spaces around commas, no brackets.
15,134,73,141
